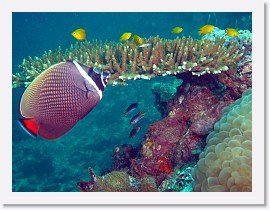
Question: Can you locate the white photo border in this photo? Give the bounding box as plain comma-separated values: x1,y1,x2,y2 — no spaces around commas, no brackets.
0,0,265,205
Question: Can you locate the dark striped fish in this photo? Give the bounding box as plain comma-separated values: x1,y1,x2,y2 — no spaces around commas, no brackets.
19,60,110,140
123,102,139,116
130,111,146,125
129,126,140,138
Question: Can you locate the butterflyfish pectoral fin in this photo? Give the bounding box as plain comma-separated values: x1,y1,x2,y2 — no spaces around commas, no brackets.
18,118,39,138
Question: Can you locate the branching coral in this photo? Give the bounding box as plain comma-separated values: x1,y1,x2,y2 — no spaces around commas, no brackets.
12,36,244,88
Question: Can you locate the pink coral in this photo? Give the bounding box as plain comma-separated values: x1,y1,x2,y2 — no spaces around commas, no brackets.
130,81,234,186
217,66,252,98
185,85,233,135
112,144,136,171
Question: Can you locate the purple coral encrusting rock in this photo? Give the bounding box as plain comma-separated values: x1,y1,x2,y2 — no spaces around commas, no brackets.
129,80,234,186
216,61,252,98
111,144,137,171
183,85,233,135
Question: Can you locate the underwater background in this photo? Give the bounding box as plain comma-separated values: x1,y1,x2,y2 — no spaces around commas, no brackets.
12,12,252,192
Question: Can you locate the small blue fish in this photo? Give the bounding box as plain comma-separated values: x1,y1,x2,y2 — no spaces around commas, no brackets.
129,126,140,138
123,102,139,116
130,111,146,125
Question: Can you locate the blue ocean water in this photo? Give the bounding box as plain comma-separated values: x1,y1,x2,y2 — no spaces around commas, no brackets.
12,12,251,192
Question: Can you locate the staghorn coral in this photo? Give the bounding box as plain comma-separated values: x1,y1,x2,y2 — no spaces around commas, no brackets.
192,88,252,192
12,36,244,88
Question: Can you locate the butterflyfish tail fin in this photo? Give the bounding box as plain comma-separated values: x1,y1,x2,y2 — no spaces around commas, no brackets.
18,118,39,138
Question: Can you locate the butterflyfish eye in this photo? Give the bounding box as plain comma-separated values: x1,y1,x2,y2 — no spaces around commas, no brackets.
103,71,111,78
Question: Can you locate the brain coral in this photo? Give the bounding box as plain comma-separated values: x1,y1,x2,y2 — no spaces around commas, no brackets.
192,88,252,192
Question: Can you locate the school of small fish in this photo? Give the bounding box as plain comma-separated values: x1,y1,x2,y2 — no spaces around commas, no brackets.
122,102,146,138
71,22,239,43
118,24,238,48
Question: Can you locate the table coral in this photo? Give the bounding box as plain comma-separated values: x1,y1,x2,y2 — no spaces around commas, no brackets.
12,35,245,88
200,28,252,98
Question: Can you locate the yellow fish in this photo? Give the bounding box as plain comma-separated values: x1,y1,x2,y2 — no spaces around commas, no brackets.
120,32,132,41
226,28,239,37
132,35,143,45
71,28,86,40
198,40,204,45
171,27,183,34
198,25,215,35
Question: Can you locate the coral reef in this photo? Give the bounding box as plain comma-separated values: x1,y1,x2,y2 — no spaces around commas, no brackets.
13,27,252,192
152,77,183,117
152,77,182,102
112,144,137,171
77,167,158,192
201,28,252,45
200,28,252,98
13,35,245,88
216,63,252,98
158,166,194,192
192,88,252,192
78,81,245,192
129,81,234,186
71,56,252,192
